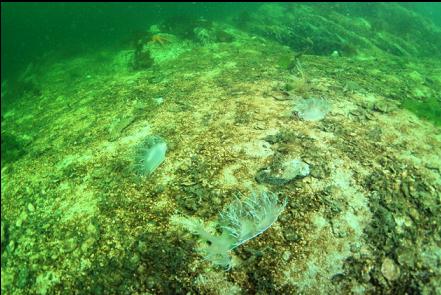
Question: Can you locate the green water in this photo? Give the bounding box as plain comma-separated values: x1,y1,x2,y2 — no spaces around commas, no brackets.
1,3,259,78
1,3,441,294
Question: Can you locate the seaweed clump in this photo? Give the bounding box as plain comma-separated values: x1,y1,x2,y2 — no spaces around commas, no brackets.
132,41,154,70
129,29,161,70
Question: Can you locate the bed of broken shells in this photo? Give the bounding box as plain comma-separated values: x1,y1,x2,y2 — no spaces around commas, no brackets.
1,28,441,294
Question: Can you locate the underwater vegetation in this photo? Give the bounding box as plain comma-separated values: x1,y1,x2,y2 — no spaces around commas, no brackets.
240,3,441,57
134,135,167,176
175,191,286,269
132,45,153,70
402,97,441,126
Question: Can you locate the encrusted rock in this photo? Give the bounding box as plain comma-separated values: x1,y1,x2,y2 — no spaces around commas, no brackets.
256,158,310,185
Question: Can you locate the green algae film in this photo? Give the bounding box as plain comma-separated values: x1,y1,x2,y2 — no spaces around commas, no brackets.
402,97,441,126
1,3,441,295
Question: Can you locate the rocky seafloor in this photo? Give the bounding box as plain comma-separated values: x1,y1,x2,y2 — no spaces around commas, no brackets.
1,3,441,294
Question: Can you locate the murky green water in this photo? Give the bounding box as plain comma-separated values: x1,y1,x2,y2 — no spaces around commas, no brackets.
2,3,441,294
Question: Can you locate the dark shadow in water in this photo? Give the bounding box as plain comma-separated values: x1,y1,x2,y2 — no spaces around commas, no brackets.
1,131,27,165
